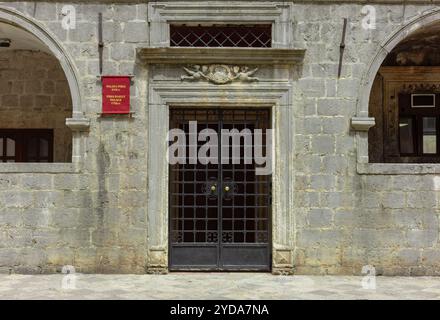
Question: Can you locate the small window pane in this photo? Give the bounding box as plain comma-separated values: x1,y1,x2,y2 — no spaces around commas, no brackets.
27,138,38,158
399,118,414,154
40,138,49,157
412,94,435,108
423,117,437,154
6,138,15,157
0,138,3,155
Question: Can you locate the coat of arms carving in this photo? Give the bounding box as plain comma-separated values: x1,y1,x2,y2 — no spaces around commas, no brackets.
181,64,259,84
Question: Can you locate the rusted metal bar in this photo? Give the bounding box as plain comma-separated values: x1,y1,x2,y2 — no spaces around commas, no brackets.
338,18,348,78
98,12,104,75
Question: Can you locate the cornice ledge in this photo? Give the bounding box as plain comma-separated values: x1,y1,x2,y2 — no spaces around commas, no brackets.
137,47,306,65
351,117,376,131
380,66,440,75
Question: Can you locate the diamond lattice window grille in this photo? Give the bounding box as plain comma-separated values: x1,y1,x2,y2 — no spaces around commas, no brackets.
170,25,272,48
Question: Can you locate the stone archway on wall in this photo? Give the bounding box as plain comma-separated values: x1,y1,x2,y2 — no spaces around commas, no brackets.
352,8,440,167
0,6,89,163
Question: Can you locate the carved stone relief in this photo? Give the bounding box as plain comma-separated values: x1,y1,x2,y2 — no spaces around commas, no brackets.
400,83,440,93
181,64,259,84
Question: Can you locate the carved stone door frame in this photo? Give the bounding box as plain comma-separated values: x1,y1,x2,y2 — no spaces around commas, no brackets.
142,1,303,274
139,47,304,274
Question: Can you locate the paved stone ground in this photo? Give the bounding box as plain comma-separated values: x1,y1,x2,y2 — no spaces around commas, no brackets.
0,273,440,300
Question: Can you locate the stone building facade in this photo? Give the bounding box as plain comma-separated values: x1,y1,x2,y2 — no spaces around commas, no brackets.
0,0,440,275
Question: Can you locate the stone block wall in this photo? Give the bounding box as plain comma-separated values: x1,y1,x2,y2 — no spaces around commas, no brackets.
0,1,439,275
0,2,150,273
290,3,440,275
0,50,72,162
0,172,147,273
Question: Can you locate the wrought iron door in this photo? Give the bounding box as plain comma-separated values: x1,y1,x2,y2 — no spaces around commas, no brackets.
169,109,271,270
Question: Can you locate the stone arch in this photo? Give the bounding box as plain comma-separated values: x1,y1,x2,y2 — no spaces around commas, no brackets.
0,5,82,117
357,8,440,117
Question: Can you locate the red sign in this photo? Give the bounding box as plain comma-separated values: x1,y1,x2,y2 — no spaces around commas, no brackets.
102,76,130,114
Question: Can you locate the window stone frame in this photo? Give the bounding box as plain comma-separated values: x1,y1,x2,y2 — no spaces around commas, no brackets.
148,1,294,48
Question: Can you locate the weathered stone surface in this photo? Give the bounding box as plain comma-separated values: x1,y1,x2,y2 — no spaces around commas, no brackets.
0,1,439,276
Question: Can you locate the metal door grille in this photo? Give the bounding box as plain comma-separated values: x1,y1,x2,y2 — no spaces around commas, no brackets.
170,25,272,48
169,109,272,270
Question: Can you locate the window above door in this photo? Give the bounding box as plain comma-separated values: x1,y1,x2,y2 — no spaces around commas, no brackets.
170,25,272,48
148,2,293,48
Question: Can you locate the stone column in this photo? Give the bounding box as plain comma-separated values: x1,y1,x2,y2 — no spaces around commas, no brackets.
271,102,295,275
145,103,169,274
